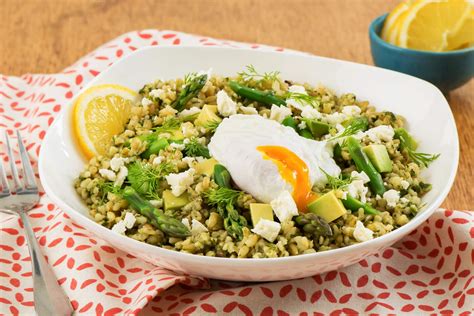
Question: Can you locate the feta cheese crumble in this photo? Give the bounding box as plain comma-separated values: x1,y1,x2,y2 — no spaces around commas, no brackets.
353,220,374,242
178,106,201,118
346,179,369,203
152,156,164,165
170,142,185,150
269,104,292,123
270,190,299,223
301,106,322,120
111,221,127,235
351,170,370,184
123,212,136,229
114,166,128,187
383,189,400,208
365,125,395,143
109,157,128,172
251,219,281,242
141,97,153,107
324,112,347,125
191,219,208,234
165,168,195,197
149,88,165,100
342,105,361,117
217,90,237,117
240,106,258,115
400,180,410,190
99,169,116,182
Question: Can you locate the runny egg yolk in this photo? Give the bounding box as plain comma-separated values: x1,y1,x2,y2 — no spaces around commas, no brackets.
257,145,317,212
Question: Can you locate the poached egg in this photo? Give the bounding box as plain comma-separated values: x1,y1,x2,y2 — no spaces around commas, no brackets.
208,114,340,211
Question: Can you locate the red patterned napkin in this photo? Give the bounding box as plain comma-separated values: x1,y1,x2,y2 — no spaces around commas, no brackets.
0,30,473,315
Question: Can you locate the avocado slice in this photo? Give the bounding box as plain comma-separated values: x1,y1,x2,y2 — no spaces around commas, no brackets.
394,128,418,151
363,144,393,173
163,190,190,211
169,129,185,141
250,203,274,227
194,158,218,176
306,120,330,138
307,191,346,223
194,104,222,127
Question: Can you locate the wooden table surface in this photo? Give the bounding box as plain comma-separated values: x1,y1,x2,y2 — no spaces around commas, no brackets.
1,0,472,209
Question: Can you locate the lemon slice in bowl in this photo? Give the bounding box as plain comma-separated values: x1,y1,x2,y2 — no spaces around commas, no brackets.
397,0,472,51
381,0,413,44
446,8,474,50
73,84,138,159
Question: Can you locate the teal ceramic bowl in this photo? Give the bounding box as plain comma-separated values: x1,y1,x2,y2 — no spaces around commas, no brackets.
369,14,474,93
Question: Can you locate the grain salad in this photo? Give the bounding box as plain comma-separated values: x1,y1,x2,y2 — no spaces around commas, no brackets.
74,66,439,258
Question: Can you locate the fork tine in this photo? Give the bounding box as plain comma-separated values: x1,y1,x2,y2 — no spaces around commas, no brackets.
0,152,10,197
5,131,22,192
16,131,37,190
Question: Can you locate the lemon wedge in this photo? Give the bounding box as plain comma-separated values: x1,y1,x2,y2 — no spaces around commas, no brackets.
397,0,472,51
446,8,474,50
381,0,413,45
73,84,138,158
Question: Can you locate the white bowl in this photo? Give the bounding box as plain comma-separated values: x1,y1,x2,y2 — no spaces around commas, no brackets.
39,46,458,281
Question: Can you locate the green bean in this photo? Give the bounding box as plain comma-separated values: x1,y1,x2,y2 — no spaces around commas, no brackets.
141,138,169,159
299,128,314,139
228,81,286,106
282,116,298,131
341,195,380,215
213,164,232,188
346,136,385,196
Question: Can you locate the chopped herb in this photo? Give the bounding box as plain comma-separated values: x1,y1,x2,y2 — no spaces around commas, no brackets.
183,138,210,158
127,161,174,199
284,92,320,108
238,64,281,83
396,129,440,168
204,120,221,133
153,117,181,134
321,168,353,190
328,117,369,141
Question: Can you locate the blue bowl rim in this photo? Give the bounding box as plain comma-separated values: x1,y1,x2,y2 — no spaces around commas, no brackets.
369,13,474,56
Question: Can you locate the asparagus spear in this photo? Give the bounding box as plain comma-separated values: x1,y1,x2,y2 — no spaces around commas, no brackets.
394,128,439,167
122,186,190,238
341,195,380,215
294,213,332,239
346,136,386,196
205,165,248,240
172,73,208,112
228,81,286,106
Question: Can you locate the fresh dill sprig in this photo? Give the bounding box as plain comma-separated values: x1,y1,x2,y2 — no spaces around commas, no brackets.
204,187,243,208
320,168,353,190
407,150,440,168
238,65,281,83
183,138,211,158
396,129,440,168
204,120,221,133
204,187,247,240
127,161,174,199
328,117,369,141
153,117,181,134
284,92,320,108
98,180,123,203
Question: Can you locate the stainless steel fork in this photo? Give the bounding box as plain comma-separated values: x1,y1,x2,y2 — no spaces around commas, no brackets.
0,131,73,316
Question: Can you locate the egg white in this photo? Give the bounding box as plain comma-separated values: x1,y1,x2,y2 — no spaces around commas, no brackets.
208,114,341,204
